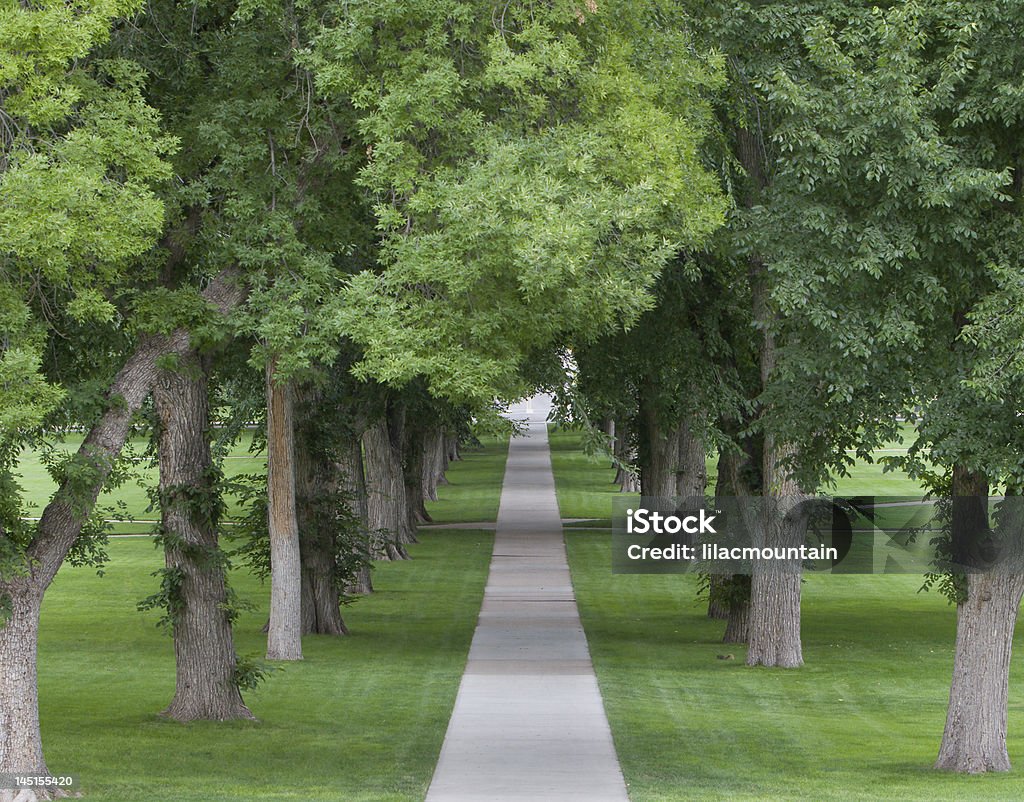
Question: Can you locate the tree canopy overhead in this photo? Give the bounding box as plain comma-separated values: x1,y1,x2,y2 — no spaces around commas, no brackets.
313,0,727,401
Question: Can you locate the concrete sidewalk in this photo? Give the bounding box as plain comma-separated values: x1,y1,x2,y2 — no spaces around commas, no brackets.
425,417,629,802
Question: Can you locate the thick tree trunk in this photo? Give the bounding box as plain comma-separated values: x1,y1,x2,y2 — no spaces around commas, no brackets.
0,268,244,792
936,569,1024,772
293,396,348,636
935,469,1024,773
745,437,804,667
362,418,409,561
265,361,303,661
154,354,254,720
637,385,679,499
745,259,805,668
675,414,707,503
388,402,419,545
337,436,373,595
402,420,432,532
445,434,460,462
0,583,55,797
298,529,348,636
723,594,751,644
422,427,448,500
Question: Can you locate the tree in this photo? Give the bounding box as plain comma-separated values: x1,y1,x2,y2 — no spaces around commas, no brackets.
743,0,1024,767
314,0,726,405
0,1,177,789
116,0,375,663
150,351,255,721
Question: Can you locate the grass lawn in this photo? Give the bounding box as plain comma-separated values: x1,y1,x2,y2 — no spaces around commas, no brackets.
551,429,1024,801
425,436,509,524
548,427,928,524
31,436,509,802
17,432,508,534
16,432,267,534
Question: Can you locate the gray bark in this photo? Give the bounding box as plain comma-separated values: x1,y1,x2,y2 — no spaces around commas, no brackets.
936,469,1024,772
745,256,805,668
745,434,804,667
154,354,254,721
936,569,1024,772
723,593,751,644
638,385,678,499
402,420,432,532
389,403,419,546
675,415,707,504
0,268,245,790
421,427,448,500
0,585,49,788
265,361,303,661
362,418,409,561
445,434,460,462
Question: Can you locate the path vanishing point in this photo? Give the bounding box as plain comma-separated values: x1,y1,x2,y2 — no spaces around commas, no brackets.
425,401,630,802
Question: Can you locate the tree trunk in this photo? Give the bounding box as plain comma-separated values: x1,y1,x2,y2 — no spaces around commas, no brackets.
707,449,734,620
388,402,419,545
0,268,244,792
337,436,373,595
637,384,678,499
293,394,348,636
745,258,804,669
154,353,254,720
675,414,707,504
445,434,460,462
362,418,409,561
745,436,804,667
706,575,729,621
935,468,1024,773
402,419,432,532
0,583,54,797
936,569,1024,772
422,427,448,500
723,594,751,644
265,360,303,661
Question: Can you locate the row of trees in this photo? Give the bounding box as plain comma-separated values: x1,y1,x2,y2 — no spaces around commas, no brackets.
3,0,1023,796
569,0,1024,776
0,1,724,798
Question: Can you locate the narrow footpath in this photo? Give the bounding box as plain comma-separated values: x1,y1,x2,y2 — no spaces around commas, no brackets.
425,414,629,802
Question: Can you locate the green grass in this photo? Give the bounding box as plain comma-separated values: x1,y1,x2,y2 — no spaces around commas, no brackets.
32,435,510,802
548,428,929,524
17,432,508,534
425,436,509,524
17,432,266,533
551,429,1024,801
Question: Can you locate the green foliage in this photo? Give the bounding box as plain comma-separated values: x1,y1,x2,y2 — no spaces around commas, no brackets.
697,571,751,607
228,472,372,601
314,0,726,402
137,565,185,631
231,652,277,692
0,0,173,581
